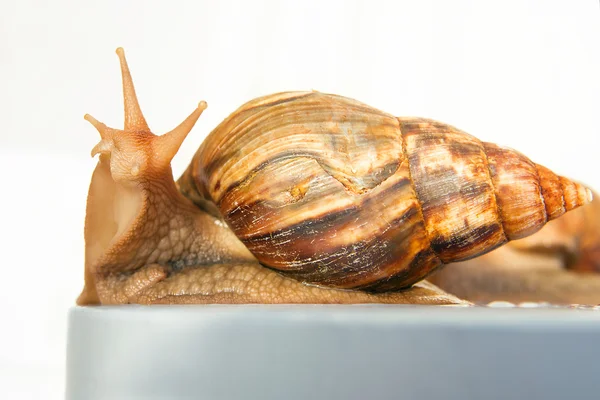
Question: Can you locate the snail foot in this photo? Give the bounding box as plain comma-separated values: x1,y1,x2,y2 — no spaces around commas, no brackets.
124,263,468,305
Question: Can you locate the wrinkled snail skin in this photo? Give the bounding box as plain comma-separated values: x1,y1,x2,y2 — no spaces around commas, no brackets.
79,49,591,305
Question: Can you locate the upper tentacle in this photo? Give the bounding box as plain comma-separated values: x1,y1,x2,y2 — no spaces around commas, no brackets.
116,47,150,132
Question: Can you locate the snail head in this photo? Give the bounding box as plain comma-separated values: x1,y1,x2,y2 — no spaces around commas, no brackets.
85,47,207,185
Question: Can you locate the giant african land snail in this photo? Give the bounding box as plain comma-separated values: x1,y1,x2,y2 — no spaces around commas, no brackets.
77,49,592,305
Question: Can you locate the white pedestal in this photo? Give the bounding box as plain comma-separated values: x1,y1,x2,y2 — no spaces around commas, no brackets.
66,305,600,400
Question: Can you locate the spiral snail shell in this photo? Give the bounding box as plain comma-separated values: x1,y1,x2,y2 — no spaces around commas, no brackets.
178,93,590,291
78,49,591,305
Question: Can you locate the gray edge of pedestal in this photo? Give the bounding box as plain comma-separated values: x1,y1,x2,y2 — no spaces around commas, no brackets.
66,305,600,400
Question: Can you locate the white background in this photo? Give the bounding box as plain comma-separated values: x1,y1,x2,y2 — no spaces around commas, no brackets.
1,0,598,398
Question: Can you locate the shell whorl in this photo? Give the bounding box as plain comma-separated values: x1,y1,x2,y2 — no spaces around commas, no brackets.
399,117,590,261
179,92,590,291
486,145,590,237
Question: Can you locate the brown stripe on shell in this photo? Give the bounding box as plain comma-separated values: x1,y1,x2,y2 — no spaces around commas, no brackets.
283,205,440,290
399,117,506,263
236,172,410,248
219,157,358,238
196,92,403,204
179,91,317,199
206,113,401,200
535,164,566,220
240,180,437,289
218,152,400,209
483,142,547,240
216,150,437,289
358,248,441,292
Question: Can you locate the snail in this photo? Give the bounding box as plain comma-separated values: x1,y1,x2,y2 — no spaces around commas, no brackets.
77,48,591,305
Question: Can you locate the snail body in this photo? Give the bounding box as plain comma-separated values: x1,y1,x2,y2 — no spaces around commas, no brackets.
77,49,591,305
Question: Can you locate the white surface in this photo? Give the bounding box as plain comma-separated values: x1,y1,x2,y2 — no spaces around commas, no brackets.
0,1,598,399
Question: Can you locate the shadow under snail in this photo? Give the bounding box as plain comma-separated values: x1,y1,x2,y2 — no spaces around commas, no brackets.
77,48,592,306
